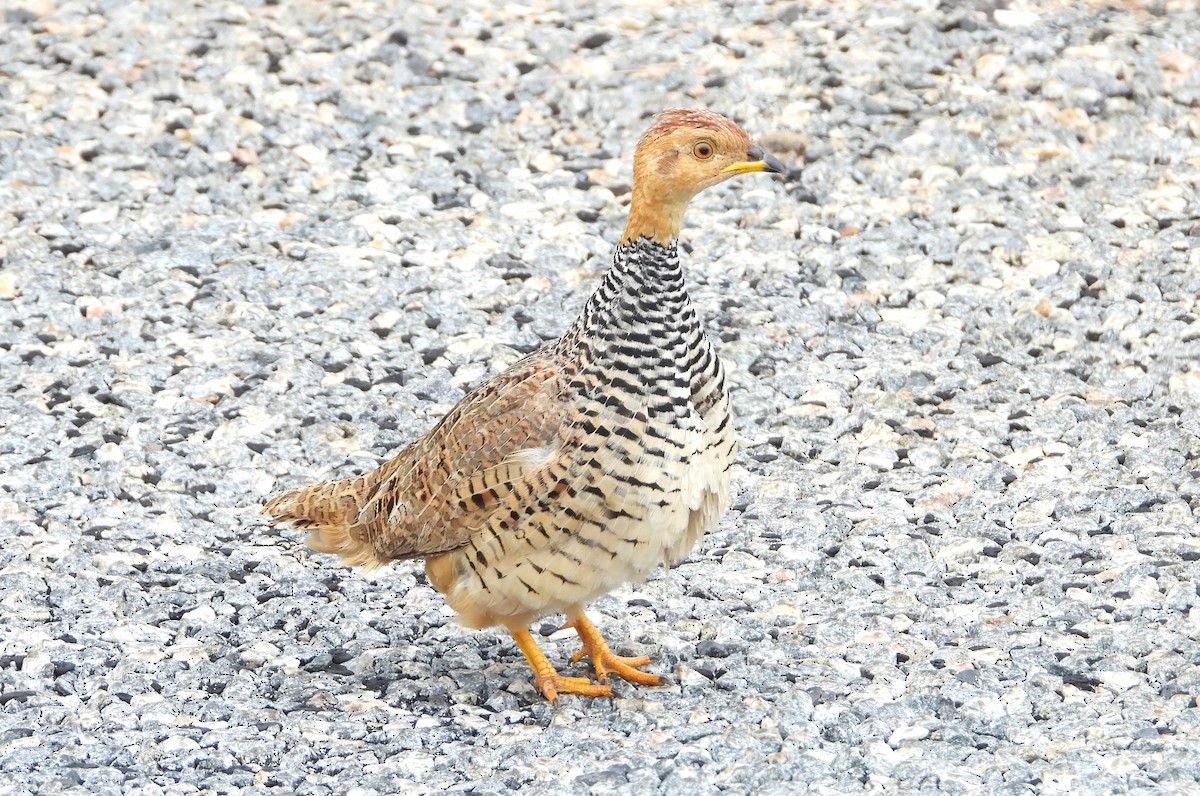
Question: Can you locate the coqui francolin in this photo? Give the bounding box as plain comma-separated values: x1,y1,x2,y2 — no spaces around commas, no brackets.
264,109,786,701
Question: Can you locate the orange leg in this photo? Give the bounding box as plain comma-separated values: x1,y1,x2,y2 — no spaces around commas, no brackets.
567,610,665,687
508,626,612,701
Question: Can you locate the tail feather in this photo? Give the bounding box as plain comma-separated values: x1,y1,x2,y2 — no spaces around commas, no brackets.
262,474,386,570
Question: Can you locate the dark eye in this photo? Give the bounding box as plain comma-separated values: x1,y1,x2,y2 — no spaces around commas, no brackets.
693,141,714,159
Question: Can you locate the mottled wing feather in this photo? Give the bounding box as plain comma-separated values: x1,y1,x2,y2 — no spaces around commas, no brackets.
354,351,571,560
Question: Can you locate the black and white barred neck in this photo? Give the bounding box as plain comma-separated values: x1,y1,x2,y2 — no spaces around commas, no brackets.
559,236,722,415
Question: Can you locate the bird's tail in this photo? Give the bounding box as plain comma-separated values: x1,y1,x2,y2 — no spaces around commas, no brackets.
262,473,385,570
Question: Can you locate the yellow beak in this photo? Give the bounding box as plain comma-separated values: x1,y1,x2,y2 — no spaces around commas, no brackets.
721,144,787,175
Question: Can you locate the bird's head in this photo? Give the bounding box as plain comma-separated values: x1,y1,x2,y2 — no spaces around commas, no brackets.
622,108,786,245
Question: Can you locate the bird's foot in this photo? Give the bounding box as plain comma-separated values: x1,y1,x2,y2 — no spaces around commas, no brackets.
509,626,614,702
569,646,662,686
568,612,665,687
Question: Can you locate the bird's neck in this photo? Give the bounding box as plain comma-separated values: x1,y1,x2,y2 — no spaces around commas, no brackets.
619,190,688,247
619,205,686,246
565,236,698,350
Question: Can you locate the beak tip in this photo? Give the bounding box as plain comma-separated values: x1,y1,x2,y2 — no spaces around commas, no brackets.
762,153,787,175
747,144,787,175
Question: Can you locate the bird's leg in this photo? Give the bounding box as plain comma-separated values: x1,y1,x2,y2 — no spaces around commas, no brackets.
508,626,613,701
566,610,665,687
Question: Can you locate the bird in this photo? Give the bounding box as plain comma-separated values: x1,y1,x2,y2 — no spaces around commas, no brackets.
263,109,786,701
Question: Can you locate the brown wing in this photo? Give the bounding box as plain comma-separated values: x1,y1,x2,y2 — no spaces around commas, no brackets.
344,349,573,562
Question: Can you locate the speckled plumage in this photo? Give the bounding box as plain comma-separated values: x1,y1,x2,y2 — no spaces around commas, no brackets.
264,109,785,700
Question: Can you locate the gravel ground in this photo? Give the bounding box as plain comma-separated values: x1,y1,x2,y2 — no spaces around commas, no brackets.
3,0,1200,793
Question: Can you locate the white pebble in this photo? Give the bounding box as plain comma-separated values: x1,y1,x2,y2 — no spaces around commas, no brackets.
888,725,930,748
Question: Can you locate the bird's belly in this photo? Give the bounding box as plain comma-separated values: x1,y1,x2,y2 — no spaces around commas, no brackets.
431,481,685,627
431,404,736,629
671,432,735,566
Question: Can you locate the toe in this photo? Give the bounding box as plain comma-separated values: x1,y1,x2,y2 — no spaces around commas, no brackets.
605,657,664,686
537,674,613,700
596,651,663,686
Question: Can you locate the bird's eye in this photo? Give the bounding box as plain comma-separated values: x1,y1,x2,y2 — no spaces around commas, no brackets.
693,141,714,159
